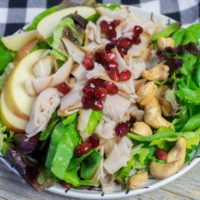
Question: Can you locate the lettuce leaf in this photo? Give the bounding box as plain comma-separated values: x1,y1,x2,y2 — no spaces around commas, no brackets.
0,40,14,74
80,150,102,180
50,121,80,179
85,110,102,135
25,6,58,31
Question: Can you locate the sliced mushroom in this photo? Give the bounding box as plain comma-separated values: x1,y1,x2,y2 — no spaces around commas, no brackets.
157,37,175,50
62,37,85,64
128,171,148,189
32,56,55,77
103,94,131,123
25,88,61,137
136,81,157,106
130,122,152,136
24,57,73,96
150,137,186,179
144,97,172,129
141,64,169,81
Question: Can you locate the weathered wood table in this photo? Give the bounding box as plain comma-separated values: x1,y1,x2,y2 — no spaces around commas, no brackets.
0,162,199,200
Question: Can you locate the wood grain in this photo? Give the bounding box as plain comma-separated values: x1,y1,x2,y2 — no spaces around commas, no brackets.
0,162,199,200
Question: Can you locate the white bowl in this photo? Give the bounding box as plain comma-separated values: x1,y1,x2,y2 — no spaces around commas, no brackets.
1,5,200,200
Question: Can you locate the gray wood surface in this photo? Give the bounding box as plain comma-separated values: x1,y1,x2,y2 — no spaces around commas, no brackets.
0,162,199,200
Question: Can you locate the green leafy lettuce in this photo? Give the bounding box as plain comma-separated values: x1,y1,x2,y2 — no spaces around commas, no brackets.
0,40,14,74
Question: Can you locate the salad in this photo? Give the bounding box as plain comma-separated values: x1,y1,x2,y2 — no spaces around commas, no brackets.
0,0,200,193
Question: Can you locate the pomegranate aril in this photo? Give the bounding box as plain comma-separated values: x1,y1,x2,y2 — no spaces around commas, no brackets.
95,87,107,100
100,20,109,34
115,122,129,137
75,143,92,156
93,100,103,111
107,61,118,69
155,149,168,160
108,68,120,81
60,181,72,189
87,78,104,88
105,42,116,52
94,51,104,63
110,20,121,28
88,134,100,148
117,46,127,57
82,86,94,97
107,30,117,41
104,52,116,62
119,69,132,81
81,95,93,108
133,25,143,35
118,38,133,49
132,35,141,45
104,81,118,95
56,83,70,95
82,54,94,70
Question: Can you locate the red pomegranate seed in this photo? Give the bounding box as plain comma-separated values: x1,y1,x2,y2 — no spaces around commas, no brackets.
104,81,118,95
81,95,93,108
107,30,117,41
95,87,107,100
108,68,120,81
110,20,121,28
133,25,143,36
75,143,92,156
55,83,70,95
117,46,127,57
87,134,100,148
115,122,129,137
94,51,104,63
60,181,72,189
155,149,168,160
118,38,133,49
105,42,116,52
93,100,103,111
82,54,94,70
82,86,94,97
107,61,118,69
132,35,141,45
87,78,104,87
119,69,132,81
104,52,116,62
100,20,109,34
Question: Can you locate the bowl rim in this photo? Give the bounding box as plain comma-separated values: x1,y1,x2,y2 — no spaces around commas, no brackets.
1,4,200,200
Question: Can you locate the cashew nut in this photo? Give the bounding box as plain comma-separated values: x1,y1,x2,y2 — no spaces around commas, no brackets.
136,81,157,106
128,171,148,189
130,122,152,136
150,137,186,179
144,97,171,129
141,64,169,81
157,37,175,50
135,79,147,91
156,86,173,117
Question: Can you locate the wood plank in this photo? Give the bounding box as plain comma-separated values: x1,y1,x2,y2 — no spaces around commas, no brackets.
0,162,199,200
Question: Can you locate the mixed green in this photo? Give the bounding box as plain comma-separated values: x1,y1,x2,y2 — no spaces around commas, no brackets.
0,0,199,194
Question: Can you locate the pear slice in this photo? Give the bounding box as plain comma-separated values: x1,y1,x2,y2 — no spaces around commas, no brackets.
37,6,96,39
1,30,38,51
0,91,27,133
4,49,46,120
